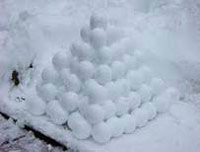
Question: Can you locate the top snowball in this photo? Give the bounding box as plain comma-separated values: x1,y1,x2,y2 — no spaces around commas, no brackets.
90,13,108,30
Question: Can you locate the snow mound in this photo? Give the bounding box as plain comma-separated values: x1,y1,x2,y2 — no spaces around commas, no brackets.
30,13,181,143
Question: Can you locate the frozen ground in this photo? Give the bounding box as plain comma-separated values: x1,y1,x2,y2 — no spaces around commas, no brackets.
1,0,200,152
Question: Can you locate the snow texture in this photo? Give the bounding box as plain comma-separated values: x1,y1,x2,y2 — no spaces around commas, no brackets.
0,0,193,149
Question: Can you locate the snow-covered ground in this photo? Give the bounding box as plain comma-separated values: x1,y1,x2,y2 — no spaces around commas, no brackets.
0,115,65,152
1,0,200,152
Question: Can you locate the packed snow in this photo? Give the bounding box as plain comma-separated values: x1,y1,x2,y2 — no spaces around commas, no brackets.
1,0,200,151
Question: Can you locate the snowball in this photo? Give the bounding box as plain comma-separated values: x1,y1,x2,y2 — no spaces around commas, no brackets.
79,61,95,80
106,81,121,100
128,92,142,110
127,70,144,90
107,25,124,46
139,84,153,103
62,73,81,93
52,51,71,70
115,79,130,97
70,42,94,61
37,83,57,102
26,95,46,116
46,100,68,125
153,87,180,113
139,66,153,83
123,55,138,70
122,114,136,134
78,96,89,115
90,13,107,30
94,64,112,85
116,97,130,116
102,100,117,120
68,112,91,139
84,79,108,104
98,47,113,64
92,122,111,143
142,102,157,120
80,25,91,43
41,65,58,84
70,57,80,74
83,104,105,125
107,117,125,137
90,28,106,49
59,92,79,112
111,61,126,80
150,78,166,96
59,68,70,82
132,108,149,128
153,94,170,113
165,87,180,101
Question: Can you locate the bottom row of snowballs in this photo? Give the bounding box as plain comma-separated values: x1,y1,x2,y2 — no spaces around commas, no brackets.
65,102,156,144
28,87,179,143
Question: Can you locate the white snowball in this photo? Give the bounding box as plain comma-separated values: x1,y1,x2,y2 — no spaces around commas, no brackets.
78,96,89,115
70,42,94,61
115,79,130,97
80,25,91,43
68,112,91,139
84,79,108,104
122,114,136,134
26,95,46,116
102,100,117,120
106,81,121,100
153,87,180,113
59,92,79,112
166,87,180,101
116,97,130,116
62,73,81,93
41,65,58,84
107,25,124,46
92,122,111,143
111,61,126,80
90,28,106,49
139,66,153,83
142,103,157,120
79,61,95,80
107,117,125,138
123,55,138,70
52,51,71,70
128,92,142,110
38,83,57,102
132,108,149,128
98,47,113,64
90,13,107,30
110,41,126,61
70,57,80,74
46,100,68,125
150,78,166,96
83,104,105,125
127,70,144,90
153,94,170,113
59,68,70,82
95,64,112,85
139,84,153,103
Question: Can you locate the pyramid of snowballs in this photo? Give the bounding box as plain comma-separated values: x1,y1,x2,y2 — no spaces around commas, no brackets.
30,13,180,143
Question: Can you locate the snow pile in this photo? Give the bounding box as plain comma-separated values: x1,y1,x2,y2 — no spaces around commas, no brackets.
31,13,180,144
